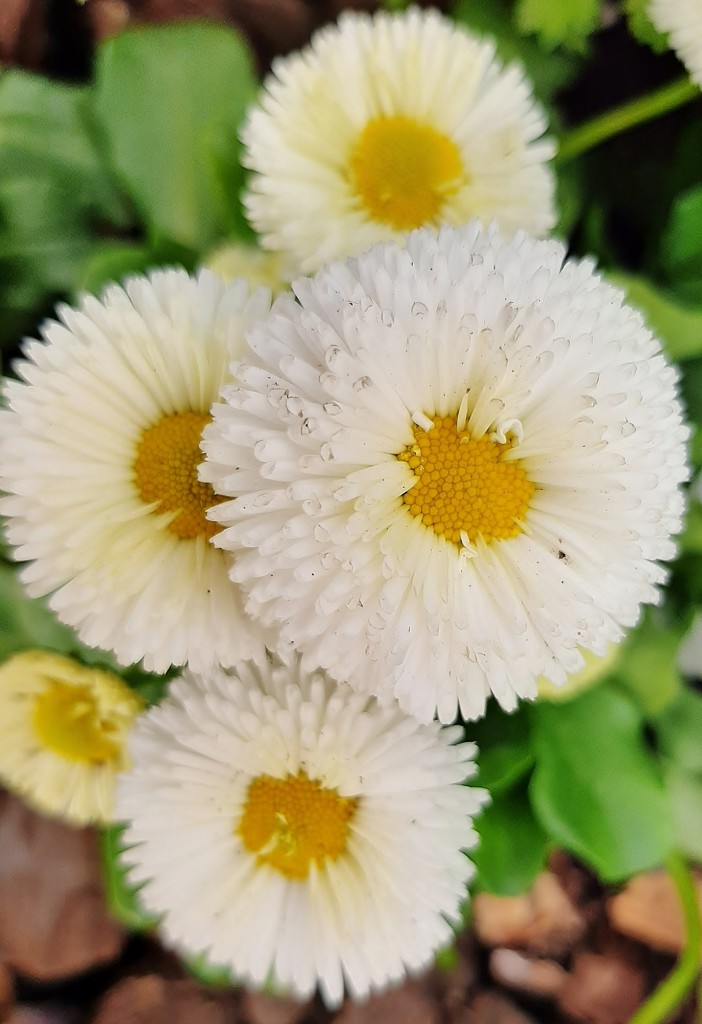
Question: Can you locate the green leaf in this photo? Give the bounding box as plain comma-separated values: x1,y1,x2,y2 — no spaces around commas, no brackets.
514,0,599,52
468,701,534,794
613,611,685,716
530,687,674,881
663,763,702,861
661,186,702,291
680,500,702,554
680,358,702,465
75,236,198,296
94,22,258,251
0,562,80,660
473,783,550,895
451,0,579,100
0,71,125,222
623,0,669,52
607,271,702,363
183,953,235,989
100,825,159,932
655,687,702,775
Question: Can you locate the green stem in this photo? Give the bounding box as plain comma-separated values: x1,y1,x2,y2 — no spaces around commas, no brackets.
557,77,699,164
628,853,701,1024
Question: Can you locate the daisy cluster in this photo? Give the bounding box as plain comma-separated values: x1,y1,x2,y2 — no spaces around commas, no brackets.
0,5,690,1008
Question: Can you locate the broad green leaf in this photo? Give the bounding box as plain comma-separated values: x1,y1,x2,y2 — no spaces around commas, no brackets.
100,825,159,932
679,358,702,465
473,783,550,895
607,271,702,363
514,0,599,52
467,701,534,794
451,0,579,99
94,22,258,251
680,500,702,554
655,687,702,774
613,611,685,716
75,236,198,295
0,71,125,222
530,688,673,881
660,186,702,289
663,763,702,861
0,563,79,659
623,0,669,52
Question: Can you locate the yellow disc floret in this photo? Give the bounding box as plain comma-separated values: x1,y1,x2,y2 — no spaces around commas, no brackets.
237,771,358,881
31,656,143,765
349,115,464,231
134,411,223,541
399,414,534,545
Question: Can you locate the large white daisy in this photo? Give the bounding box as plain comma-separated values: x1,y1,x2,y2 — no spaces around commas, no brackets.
242,7,555,274
0,650,142,826
0,270,270,674
202,223,689,724
649,0,702,88
116,659,485,1005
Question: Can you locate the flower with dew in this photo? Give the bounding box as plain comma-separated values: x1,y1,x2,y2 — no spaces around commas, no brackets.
0,269,271,674
0,650,142,826
649,0,702,88
117,658,485,1005
242,7,555,274
202,222,689,725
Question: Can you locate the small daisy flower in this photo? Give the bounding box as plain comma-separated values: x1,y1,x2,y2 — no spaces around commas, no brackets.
649,0,702,88
202,223,689,724
205,241,288,295
0,269,270,674
117,659,485,1005
0,650,142,826
242,7,555,274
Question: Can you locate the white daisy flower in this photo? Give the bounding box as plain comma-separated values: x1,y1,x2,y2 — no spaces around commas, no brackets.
649,0,702,88
202,223,689,724
242,7,556,274
0,650,142,826
117,659,485,1005
0,269,271,674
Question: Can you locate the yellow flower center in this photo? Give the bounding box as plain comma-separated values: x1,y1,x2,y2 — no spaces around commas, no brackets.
349,115,464,231
237,772,358,881
399,414,534,545
133,412,223,541
32,674,142,765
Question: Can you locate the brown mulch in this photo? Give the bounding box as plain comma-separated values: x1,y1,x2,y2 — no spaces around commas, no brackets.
0,792,698,1024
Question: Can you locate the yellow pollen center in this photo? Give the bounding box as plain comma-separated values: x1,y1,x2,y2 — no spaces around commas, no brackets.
134,412,223,541
399,414,534,545
32,678,141,764
349,115,464,231
237,772,358,881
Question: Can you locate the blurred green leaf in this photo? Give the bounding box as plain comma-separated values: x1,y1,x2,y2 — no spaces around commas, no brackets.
100,825,159,932
663,763,702,861
451,0,579,99
75,236,198,295
0,562,79,659
183,953,235,988
530,687,674,881
468,701,534,793
623,0,669,52
473,782,550,895
679,358,702,465
608,271,702,362
613,611,685,716
681,501,702,554
655,687,702,775
94,22,258,251
514,0,599,52
660,186,702,302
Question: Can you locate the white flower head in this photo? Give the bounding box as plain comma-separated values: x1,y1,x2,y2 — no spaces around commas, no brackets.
242,7,556,274
0,269,271,674
649,0,702,88
117,659,485,1005
0,650,143,826
202,222,689,724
